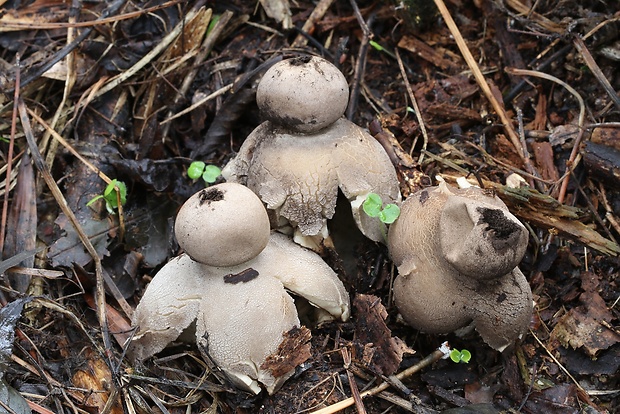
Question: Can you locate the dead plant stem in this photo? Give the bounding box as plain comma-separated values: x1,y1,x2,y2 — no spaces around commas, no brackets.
17,98,117,402
432,0,538,181
0,55,20,255
505,67,585,204
394,48,428,164
311,348,446,414
91,3,205,100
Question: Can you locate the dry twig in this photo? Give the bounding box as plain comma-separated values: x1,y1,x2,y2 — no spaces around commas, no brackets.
311,347,448,413
432,0,539,183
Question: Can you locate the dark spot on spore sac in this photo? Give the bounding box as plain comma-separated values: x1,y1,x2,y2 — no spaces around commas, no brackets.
261,107,305,129
419,190,429,205
290,56,312,66
224,268,259,284
198,188,224,205
476,207,520,240
497,292,507,303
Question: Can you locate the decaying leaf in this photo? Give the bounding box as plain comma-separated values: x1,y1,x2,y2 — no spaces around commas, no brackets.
0,298,32,414
72,349,123,414
3,153,37,293
551,290,619,357
47,213,111,268
259,0,292,29
352,294,414,376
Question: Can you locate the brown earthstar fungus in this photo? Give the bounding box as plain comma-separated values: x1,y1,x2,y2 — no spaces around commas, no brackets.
222,56,401,248
388,182,532,351
130,183,350,395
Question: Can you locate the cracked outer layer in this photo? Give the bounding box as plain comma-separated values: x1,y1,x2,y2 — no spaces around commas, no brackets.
388,183,533,351
222,118,400,242
130,233,350,394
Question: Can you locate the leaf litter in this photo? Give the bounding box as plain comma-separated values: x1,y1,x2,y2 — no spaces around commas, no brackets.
0,0,619,413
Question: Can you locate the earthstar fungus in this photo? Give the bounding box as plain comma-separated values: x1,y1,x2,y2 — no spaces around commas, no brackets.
222,56,401,247
131,183,350,394
388,182,532,351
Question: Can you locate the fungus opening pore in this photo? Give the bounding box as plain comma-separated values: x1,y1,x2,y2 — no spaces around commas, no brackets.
476,207,520,240
291,55,312,65
198,188,224,205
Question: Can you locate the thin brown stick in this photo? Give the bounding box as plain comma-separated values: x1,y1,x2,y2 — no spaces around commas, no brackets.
311,347,447,413
505,67,585,204
573,36,620,112
291,0,336,48
17,98,116,382
394,48,428,163
432,0,537,177
346,0,373,121
530,330,585,391
342,348,366,414
0,55,20,255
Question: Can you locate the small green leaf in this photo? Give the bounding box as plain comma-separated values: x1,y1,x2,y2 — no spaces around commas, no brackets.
379,203,400,224
206,14,221,36
188,161,206,180
363,193,383,217
103,179,127,208
202,165,222,184
369,40,384,52
449,349,471,363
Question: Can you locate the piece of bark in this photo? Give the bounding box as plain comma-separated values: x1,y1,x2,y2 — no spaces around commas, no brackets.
398,35,460,71
531,141,560,182
590,127,620,151
352,294,414,376
583,141,620,188
261,326,312,378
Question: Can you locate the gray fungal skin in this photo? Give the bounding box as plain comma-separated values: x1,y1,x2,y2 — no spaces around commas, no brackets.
222,118,400,243
256,56,349,133
131,233,350,394
223,56,400,246
174,182,271,267
388,182,532,351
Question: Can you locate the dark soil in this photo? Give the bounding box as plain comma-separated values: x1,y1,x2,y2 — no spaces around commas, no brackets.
1,0,619,413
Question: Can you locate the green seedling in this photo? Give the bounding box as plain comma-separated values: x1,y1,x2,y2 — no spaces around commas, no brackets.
188,161,221,184
87,179,127,214
362,192,400,224
449,349,471,364
369,40,397,60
